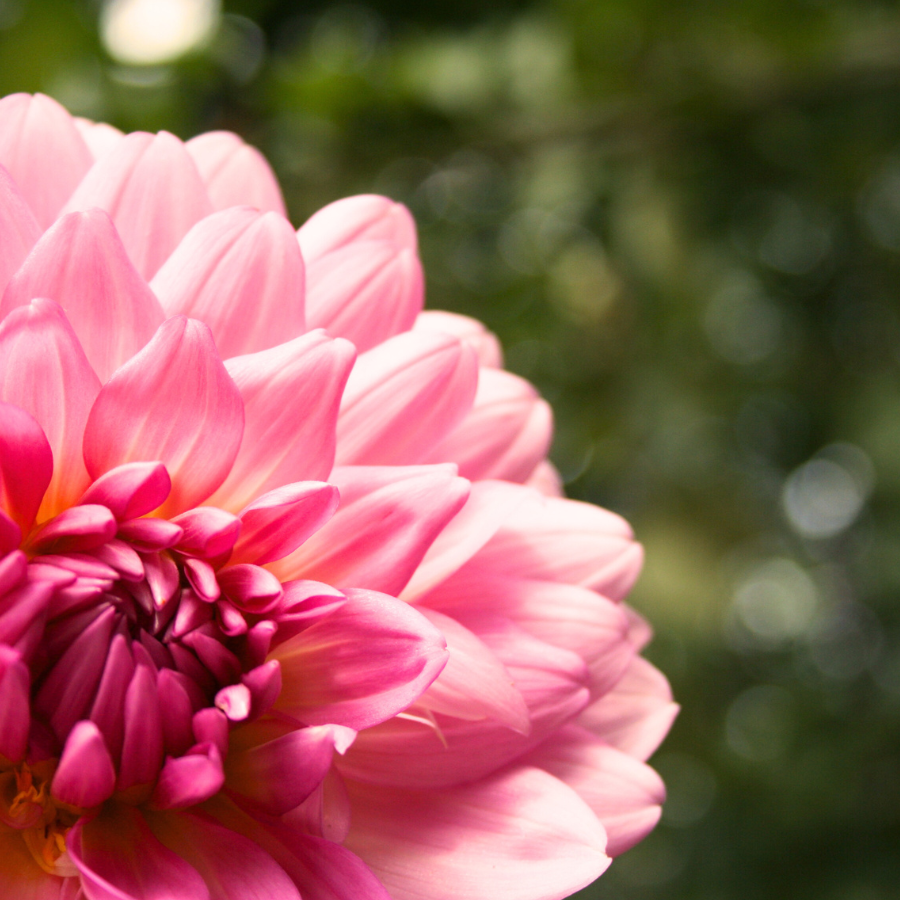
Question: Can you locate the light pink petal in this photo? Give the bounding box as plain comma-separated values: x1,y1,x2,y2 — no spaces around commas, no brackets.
425,368,553,483
413,310,503,367
51,720,116,808
0,644,30,762
62,130,213,280
269,465,469,597
415,607,530,732
272,587,448,730
344,766,609,900
0,93,93,228
0,164,41,296
339,617,590,789
0,298,100,520
68,804,210,900
523,724,665,857
298,195,418,260
0,829,76,899
462,489,643,599
284,767,352,842
225,724,343,815
1,209,165,381
151,207,304,359
75,118,125,160
525,460,564,497
577,656,679,761
151,743,225,810
400,479,528,602
186,131,287,216
210,331,355,511
83,317,244,517
231,482,339,566
336,331,478,466
0,401,52,532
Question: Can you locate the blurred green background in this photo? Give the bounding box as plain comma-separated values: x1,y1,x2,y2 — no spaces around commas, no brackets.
4,0,900,896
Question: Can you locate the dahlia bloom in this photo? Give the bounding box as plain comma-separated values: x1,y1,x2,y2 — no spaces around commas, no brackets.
0,92,678,900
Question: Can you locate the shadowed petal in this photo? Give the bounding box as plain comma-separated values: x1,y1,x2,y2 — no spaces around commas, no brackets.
0,644,30,762
51,720,116,808
0,402,52,532
0,299,101,520
151,207,304,359
0,829,76,899
83,317,244,517
0,164,41,296
1,210,164,381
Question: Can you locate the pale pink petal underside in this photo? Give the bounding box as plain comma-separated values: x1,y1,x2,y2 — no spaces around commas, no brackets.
83,316,244,517
186,131,287,216
344,766,609,900
1,209,164,381
0,299,100,520
413,310,503,368
151,206,305,359
63,130,213,280
75,117,125,160
211,331,355,511
0,93,93,228
0,164,41,297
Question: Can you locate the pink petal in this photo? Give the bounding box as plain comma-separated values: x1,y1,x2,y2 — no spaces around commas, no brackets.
298,195,418,260
231,482,339,566
147,808,301,900
29,504,117,554
63,130,213,280
0,644,30,761
272,587,448,730
525,460,564,497
172,507,241,559
412,310,503,367
344,766,609,900
218,566,282,615
211,331,355,512
151,742,225,809
68,804,210,900
336,331,478,466
339,617,589,789
51,720,116,808
0,93,93,227
461,489,643,599
75,117,125,160
577,656,679,762
523,724,665,857
151,207,305,359
0,299,101,520
424,368,553,483
80,461,172,520
0,401,52,532
269,465,469,597
117,660,164,793
83,317,244,517
284,767,352,843
0,829,76,899
186,131,287,216
89,634,134,763
1,209,165,381
225,724,342,815
414,608,530,732
0,164,41,296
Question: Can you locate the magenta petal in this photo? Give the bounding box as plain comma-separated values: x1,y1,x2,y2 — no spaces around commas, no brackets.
51,720,116,808
0,644,30,761
68,804,210,900
186,131,288,216
273,587,448,730
1,209,165,381
151,742,225,810
172,506,241,558
344,766,609,900
193,708,229,758
336,331,478,466
523,724,665,857
232,482,339,566
218,565,283,615
118,517,183,551
0,401,52,532
0,93,93,227
117,661,164,793
225,725,342,815
0,298,101,519
270,465,469,597
0,164,41,297
83,317,244,517
213,330,355,511
89,634,134,763
152,207,305,359
29,504,118,554
80,461,172,520
63,130,213,280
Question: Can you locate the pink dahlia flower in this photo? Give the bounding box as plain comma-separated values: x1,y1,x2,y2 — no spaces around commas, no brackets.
0,92,678,900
